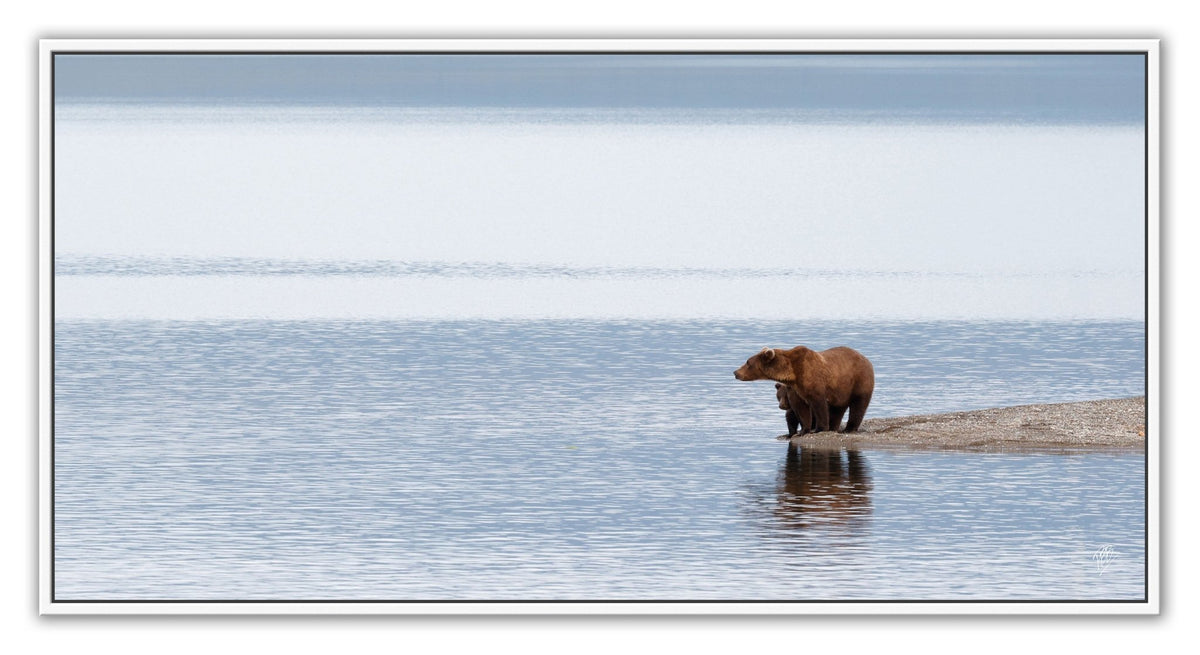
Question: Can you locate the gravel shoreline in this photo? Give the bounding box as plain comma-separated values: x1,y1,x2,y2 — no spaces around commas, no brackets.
781,396,1146,452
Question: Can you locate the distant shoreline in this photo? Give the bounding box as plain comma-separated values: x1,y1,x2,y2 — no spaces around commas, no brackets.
783,397,1146,451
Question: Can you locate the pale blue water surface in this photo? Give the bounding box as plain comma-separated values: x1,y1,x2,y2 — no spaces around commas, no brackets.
54,318,1146,601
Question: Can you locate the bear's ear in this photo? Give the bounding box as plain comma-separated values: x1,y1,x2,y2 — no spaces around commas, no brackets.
760,347,776,360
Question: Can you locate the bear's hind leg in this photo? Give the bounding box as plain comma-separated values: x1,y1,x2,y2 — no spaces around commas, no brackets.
829,405,848,433
844,392,872,432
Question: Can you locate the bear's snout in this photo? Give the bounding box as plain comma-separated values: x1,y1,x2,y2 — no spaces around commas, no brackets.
735,362,760,381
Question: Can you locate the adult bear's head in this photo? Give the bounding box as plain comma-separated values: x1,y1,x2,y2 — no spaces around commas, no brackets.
734,347,794,383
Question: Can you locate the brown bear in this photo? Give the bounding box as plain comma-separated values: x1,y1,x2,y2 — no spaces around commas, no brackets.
775,382,808,436
736,345,874,434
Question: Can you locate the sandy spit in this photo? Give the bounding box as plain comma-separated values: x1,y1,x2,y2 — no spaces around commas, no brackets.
782,396,1146,452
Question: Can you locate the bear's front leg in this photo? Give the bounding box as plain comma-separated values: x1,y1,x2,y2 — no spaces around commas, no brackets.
807,397,831,433
785,409,800,436
792,391,813,435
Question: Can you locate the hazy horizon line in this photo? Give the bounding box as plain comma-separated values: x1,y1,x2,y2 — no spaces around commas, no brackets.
53,101,1145,128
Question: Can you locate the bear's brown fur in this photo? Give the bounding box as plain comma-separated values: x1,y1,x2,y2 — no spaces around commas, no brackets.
736,346,874,434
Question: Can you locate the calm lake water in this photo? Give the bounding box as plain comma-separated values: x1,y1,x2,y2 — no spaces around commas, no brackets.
53,318,1146,601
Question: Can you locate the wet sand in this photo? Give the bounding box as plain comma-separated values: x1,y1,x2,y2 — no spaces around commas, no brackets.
781,396,1146,452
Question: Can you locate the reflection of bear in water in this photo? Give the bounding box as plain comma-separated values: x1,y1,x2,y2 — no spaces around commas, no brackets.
773,444,872,532
736,345,875,434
